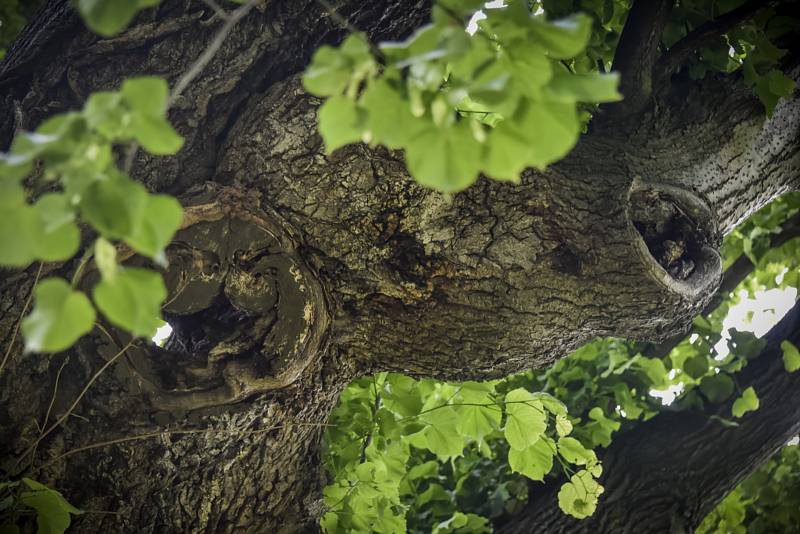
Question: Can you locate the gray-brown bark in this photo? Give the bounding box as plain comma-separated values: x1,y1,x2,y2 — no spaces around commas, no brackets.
499,299,800,534
0,0,799,532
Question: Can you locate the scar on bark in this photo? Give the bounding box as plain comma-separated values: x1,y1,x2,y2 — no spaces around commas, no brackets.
81,185,330,412
627,179,722,297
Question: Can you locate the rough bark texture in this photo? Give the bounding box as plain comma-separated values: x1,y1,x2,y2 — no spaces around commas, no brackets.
500,300,800,534
0,0,798,532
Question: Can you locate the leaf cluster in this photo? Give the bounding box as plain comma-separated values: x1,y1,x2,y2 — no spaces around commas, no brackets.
303,0,622,192
0,76,183,352
321,375,603,532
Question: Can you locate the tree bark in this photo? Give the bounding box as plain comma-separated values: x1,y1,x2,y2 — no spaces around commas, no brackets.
499,299,800,534
0,1,798,532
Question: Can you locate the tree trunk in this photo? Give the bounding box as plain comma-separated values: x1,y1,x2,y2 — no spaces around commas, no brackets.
499,300,800,534
1,1,798,532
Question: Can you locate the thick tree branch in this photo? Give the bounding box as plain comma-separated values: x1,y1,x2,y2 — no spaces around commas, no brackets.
501,300,800,534
603,0,673,118
1,1,798,531
655,0,777,84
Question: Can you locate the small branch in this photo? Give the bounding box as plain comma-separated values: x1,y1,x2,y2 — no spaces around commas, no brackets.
35,420,331,472
168,0,261,108
316,0,360,35
0,262,42,376
201,0,230,22
605,0,674,117
315,0,385,61
31,356,69,464
123,0,258,173
655,0,776,83
17,340,136,466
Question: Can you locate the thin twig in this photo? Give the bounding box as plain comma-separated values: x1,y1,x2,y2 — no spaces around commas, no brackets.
0,262,42,376
315,0,385,60
168,0,261,108
70,246,94,287
122,0,259,173
17,340,136,466
31,356,70,464
316,0,359,35
35,420,331,471
122,141,140,175
201,0,230,21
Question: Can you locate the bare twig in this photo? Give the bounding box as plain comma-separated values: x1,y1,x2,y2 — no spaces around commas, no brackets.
316,0,360,35
17,340,136,466
35,420,331,471
168,0,261,108
122,1,257,173
122,141,140,174
0,262,42,376
31,356,70,464
655,0,776,83
315,0,384,60
201,0,230,21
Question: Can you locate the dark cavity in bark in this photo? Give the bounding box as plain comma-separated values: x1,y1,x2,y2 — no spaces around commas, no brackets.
84,185,331,413
628,180,721,297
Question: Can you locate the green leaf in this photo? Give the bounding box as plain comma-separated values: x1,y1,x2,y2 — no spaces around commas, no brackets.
21,278,96,353
31,194,80,262
766,69,796,98
727,329,767,360
555,414,573,436
422,421,466,460
84,92,126,137
0,203,38,267
557,470,604,519
128,114,184,155
125,194,183,259
483,98,580,180
0,192,79,267
303,33,375,97
508,436,555,481
545,71,622,103
432,512,491,534
405,121,482,192
361,79,420,149
636,356,668,387
94,237,118,281
121,76,168,117
80,173,148,240
76,0,159,37
118,77,182,155
529,14,593,60
557,436,597,466
317,96,366,153
683,353,710,379
700,373,735,403
531,391,568,417
781,340,800,372
20,478,81,534
93,267,166,337
504,388,547,451
456,395,502,440
732,386,759,418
